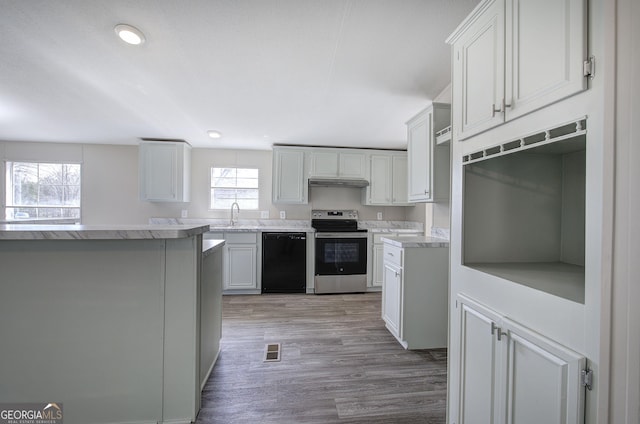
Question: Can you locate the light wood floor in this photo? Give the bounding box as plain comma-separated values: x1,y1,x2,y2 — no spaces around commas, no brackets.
196,293,447,424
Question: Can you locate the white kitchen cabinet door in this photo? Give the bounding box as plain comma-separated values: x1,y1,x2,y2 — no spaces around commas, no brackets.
391,155,409,204
372,244,385,287
503,318,586,424
309,149,366,179
365,152,409,206
272,147,307,204
453,0,505,140
455,295,586,424
139,141,191,202
407,104,450,202
310,150,339,177
339,152,366,179
457,297,504,424
382,262,402,338
504,0,587,121
226,245,257,290
368,154,392,204
407,110,431,201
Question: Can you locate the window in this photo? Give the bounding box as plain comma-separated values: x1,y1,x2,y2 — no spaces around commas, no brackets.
5,161,81,220
210,167,259,210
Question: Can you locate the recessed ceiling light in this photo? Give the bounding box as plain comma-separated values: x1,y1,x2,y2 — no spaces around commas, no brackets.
207,130,222,139
114,24,146,45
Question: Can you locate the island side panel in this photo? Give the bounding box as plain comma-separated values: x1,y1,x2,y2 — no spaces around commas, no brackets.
0,239,166,424
162,235,202,423
200,242,223,389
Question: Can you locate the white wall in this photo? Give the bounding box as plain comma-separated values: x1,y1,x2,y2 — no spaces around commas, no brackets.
0,141,419,225
609,0,640,421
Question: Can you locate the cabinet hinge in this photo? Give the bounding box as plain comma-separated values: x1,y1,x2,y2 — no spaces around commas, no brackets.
581,368,593,391
583,56,595,79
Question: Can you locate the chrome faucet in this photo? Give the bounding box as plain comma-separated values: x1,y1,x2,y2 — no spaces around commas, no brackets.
230,202,240,226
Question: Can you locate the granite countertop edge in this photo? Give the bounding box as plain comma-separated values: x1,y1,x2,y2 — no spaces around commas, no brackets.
0,224,211,240
380,235,450,248
203,239,225,257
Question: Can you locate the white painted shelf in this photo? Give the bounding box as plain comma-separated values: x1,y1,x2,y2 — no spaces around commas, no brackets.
465,262,585,304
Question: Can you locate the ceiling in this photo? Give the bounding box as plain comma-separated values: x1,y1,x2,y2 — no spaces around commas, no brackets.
0,0,479,150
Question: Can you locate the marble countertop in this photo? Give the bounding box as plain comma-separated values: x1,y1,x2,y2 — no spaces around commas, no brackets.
0,224,211,240
202,239,225,257
207,225,314,233
380,235,450,248
367,228,424,234
150,217,423,234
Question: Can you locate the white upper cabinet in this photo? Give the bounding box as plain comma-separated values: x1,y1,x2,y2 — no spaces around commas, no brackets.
364,152,410,206
309,149,366,179
447,0,587,140
391,155,409,204
368,154,392,205
450,0,505,139
272,147,308,204
406,103,451,203
139,140,191,202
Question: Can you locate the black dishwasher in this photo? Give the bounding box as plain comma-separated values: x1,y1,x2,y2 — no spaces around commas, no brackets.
262,232,306,293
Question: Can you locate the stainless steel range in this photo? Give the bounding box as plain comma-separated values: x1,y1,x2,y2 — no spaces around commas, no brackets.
311,210,367,294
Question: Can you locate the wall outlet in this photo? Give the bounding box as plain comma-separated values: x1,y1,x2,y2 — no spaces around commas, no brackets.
181,209,188,218
377,212,383,220
279,211,286,219
260,210,269,219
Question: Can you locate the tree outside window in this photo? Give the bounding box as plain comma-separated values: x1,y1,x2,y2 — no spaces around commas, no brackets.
5,161,81,220
210,167,259,210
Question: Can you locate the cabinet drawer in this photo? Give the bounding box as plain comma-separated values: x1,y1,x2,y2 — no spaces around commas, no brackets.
224,232,258,244
383,244,403,267
204,232,224,240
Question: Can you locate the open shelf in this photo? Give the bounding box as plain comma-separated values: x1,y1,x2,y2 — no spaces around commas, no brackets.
436,125,452,145
465,262,585,303
463,118,586,304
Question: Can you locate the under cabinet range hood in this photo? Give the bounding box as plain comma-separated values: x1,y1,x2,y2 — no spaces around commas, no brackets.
308,178,369,188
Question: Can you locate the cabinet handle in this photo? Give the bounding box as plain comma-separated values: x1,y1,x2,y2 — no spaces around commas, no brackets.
492,99,512,117
491,322,508,341
387,252,394,256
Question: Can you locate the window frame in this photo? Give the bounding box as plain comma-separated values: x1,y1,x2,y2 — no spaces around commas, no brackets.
209,166,260,211
4,160,82,221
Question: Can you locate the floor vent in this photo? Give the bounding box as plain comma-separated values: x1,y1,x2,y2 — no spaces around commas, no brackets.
264,343,281,362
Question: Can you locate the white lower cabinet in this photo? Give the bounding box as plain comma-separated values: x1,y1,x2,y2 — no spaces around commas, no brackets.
226,244,257,290
382,261,402,335
206,232,259,291
371,232,421,288
456,294,586,424
381,241,448,349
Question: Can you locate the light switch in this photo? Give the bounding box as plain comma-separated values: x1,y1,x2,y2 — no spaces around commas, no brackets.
279,211,286,219
377,212,382,220
181,209,188,218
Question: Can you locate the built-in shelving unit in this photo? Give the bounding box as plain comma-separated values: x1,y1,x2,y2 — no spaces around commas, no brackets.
463,118,586,304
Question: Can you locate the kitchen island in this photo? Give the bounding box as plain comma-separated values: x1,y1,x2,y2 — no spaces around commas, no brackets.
0,224,224,424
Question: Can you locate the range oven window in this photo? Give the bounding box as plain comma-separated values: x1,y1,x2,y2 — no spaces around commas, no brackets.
315,238,367,275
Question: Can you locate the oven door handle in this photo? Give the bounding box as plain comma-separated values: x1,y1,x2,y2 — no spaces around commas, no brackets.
315,232,368,238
